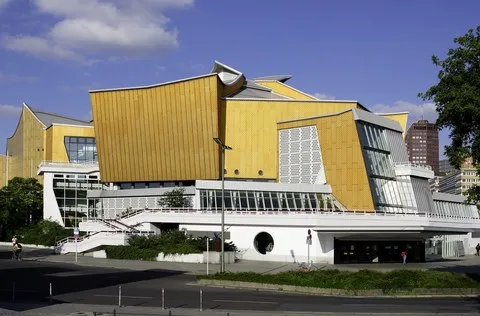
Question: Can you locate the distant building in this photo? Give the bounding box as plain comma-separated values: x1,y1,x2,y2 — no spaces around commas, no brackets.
439,159,456,175
406,120,439,175
432,158,479,195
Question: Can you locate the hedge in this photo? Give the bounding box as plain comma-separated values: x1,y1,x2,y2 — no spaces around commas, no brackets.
105,246,158,261
199,269,480,291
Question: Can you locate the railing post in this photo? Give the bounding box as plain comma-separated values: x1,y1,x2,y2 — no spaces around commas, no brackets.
49,282,52,304
118,286,122,307
199,289,203,311
162,288,165,310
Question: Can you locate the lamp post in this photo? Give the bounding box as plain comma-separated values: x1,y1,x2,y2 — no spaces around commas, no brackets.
213,137,232,273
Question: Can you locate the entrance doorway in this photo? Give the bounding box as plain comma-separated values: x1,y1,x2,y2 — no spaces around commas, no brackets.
334,239,425,264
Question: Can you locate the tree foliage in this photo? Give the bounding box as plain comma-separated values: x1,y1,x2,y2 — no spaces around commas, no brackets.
157,188,192,208
0,177,43,240
419,26,480,203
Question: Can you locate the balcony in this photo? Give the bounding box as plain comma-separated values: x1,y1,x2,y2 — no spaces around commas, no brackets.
37,160,99,175
393,162,434,179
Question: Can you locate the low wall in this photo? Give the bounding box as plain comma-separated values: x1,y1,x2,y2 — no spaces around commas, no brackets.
0,241,54,249
155,252,235,263
157,252,204,263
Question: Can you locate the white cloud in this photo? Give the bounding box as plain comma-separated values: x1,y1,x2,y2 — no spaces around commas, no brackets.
0,0,12,11
0,104,21,117
313,92,336,100
370,100,438,124
1,0,194,63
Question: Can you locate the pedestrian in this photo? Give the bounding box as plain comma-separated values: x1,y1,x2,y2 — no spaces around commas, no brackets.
12,243,22,261
476,244,480,256
11,235,17,246
401,250,407,265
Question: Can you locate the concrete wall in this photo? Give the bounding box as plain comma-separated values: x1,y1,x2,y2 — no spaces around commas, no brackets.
180,224,334,264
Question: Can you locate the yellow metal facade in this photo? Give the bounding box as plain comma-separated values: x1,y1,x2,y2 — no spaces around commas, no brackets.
6,106,45,182
0,155,6,187
45,125,95,162
90,74,221,183
277,111,374,210
255,81,317,100
222,100,361,180
378,113,409,139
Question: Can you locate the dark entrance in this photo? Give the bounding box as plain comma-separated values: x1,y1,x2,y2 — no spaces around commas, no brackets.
334,239,425,264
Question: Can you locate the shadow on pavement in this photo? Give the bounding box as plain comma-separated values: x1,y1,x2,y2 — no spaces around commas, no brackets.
0,258,185,312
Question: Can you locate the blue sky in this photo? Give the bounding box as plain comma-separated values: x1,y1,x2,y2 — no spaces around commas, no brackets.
0,0,479,158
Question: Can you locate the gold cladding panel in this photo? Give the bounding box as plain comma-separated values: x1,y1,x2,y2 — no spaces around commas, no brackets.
223,100,360,180
21,107,45,180
46,125,95,162
90,75,220,182
6,107,45,182
255,81,317,100
378,113,409,139
0,155,6,187
277,111,374,210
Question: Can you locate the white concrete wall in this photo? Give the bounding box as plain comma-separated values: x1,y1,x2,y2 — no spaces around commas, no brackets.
180,224,334,264
42,173,63,225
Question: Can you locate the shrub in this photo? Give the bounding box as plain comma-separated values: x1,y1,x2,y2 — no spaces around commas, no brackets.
17,220,74,246
126,230,237,255
199,269,480,291
105,246,158,261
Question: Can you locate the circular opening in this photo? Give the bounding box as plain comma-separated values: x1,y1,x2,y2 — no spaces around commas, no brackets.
254,232,274,255
258,170,263,176
234,169,239,175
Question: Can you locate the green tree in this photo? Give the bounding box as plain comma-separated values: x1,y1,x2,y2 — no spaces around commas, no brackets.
0,177,43,240
419,26,480,203
157,188,192,208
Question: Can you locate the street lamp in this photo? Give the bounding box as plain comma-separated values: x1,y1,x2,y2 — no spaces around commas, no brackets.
213,137,232,273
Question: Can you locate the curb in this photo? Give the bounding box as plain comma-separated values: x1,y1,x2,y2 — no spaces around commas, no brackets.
197,279,480,297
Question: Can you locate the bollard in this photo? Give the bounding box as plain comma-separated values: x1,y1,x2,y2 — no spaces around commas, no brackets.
12,282,15,303
199,289,203,311
161,288,165,310
118,286,122,307
113,308,116,316
168,311,171,316
49,282,52,304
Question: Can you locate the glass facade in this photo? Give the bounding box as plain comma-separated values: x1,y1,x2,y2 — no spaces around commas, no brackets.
53,173,106,227
64,136,98,163
199,189,344,211
357,122,417,213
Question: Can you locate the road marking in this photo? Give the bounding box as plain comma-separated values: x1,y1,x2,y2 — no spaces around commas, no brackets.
94,294,153,299
214,299,278,305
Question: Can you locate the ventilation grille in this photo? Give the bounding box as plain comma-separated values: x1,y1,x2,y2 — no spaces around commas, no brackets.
278,126,326,184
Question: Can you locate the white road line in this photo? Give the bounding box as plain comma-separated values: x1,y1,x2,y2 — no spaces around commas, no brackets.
214,299,278,304
94,294,153,299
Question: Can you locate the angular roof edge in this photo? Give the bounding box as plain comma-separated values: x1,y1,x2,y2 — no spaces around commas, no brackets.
253,75,293,83
88,73,217,93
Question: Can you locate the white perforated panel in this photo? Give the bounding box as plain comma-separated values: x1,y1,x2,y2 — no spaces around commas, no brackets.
278,126,326,184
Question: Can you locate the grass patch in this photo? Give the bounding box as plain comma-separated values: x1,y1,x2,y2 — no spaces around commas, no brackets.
198,269,480,292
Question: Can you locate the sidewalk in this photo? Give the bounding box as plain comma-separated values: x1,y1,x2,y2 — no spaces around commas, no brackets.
3,303,477,316
5,245,480,275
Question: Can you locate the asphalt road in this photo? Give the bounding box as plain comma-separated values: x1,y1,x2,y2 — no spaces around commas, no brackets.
1,251,480,314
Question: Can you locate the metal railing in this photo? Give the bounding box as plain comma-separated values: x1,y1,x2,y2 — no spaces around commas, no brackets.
92,207,480,222
393,162,433,170
38,160,99,169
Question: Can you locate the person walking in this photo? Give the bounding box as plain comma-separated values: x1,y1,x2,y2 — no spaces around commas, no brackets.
475,244,480,256
401,250,407,265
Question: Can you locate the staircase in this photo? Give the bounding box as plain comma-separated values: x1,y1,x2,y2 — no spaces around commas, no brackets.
55,230,155,254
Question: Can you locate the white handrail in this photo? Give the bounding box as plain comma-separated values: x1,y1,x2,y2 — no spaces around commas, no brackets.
393,162,433,170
